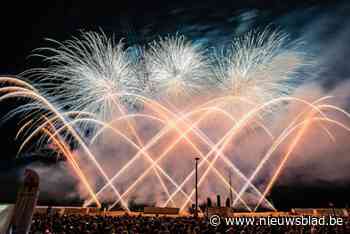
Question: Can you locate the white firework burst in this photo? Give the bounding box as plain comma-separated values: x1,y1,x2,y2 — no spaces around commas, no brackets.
144,34,214,100
214,28,307,108
22,31,143,122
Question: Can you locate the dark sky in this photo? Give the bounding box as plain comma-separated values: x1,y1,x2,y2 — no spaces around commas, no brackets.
0,0,337,73
1,0,350,209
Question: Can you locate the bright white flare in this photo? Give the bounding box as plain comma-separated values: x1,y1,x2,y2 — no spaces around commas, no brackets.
23,31,142,122
144,35,214,100
214,29,306,108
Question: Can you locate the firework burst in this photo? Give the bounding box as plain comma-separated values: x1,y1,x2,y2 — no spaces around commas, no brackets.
22,31,142,123
214,28,307,110
144,35,214,100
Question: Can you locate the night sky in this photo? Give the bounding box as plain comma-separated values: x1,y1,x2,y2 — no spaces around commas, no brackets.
1,0,350,209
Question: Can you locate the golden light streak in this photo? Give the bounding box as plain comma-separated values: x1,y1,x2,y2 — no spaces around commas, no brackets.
48,116,190,207
137,95,274,209
0,90,128,210
41,128,101,207
172,96,330,210
232,97,334,207
254,116,350,210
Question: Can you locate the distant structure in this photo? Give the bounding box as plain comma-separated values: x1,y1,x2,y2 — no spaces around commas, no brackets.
207,197,212,208
217,195,221,207
194,157,200,218
226,198,231,208
144,207,179,215
10,169,40,234
228,170,233,208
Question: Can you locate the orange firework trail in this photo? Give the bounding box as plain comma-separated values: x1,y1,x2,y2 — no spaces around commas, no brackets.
0,86,128,210
257,117,313,210
231,97,334,208
115,95,274,210
175,96,324,211
114,100,177,207
41,128,101,207
254,111,350,210
85,106,215,207
51,116,191,207
88,97,270,210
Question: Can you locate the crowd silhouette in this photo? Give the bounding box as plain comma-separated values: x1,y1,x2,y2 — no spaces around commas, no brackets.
30,213,350,234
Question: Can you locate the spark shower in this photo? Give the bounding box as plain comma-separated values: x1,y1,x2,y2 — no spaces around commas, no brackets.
1,28,350,212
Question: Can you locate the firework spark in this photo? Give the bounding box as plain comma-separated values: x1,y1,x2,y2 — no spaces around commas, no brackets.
144,35,214,101
214,28,307,111
22,31,142,123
